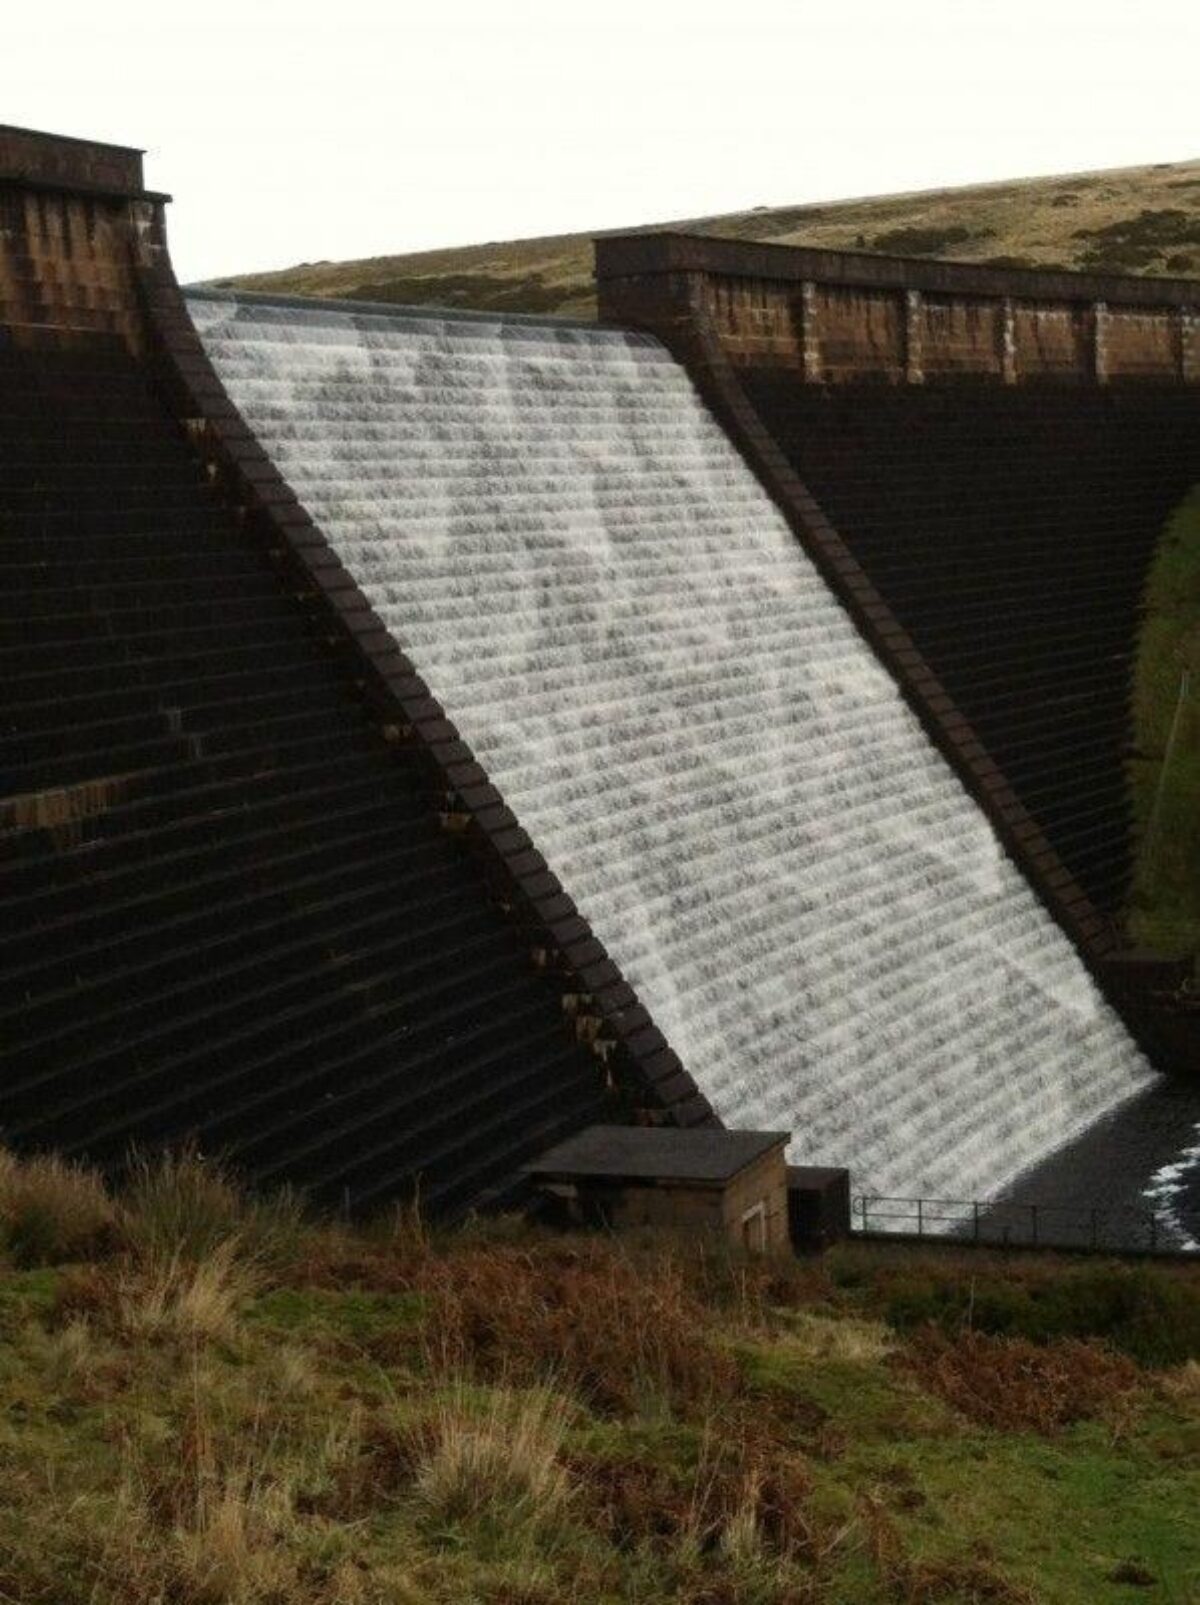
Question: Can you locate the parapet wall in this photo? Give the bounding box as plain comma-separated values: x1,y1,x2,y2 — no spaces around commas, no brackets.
598,233,1200,386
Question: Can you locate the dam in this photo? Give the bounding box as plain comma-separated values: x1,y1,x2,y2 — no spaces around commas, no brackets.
0,125,1197,1233
185,291,1155,1203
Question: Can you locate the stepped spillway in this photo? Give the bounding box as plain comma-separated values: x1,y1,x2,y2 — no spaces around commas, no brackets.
188,291,1156,1201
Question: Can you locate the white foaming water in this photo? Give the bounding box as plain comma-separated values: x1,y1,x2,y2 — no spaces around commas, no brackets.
187,293,1155,1200
1147,1137,1200,1250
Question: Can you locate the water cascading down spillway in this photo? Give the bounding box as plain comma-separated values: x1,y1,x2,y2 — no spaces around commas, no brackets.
187,291,1156,1202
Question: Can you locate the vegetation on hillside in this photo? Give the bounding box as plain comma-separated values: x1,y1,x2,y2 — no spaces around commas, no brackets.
216,160,1200,320
2,1146,1200,1603
1129,488,1200,954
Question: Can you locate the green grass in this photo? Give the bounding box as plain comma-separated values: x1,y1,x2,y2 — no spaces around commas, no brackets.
3,1147,1200,1603
1129,487,1200,954
8,1264,1198,1603
214,159,1200,320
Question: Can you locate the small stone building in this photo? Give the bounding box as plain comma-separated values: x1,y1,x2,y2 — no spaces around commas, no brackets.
524,1125,791,1253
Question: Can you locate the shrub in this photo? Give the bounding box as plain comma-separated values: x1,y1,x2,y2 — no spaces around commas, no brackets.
0,1147,116,1266
901,1328,1139,1434
882,1260,1200,1367
871,224,977,256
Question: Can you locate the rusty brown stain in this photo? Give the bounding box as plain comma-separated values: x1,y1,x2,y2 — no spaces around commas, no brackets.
2,773,135,842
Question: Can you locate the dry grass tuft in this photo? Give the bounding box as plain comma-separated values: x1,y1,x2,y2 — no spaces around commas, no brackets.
693,1435,834,1569
120,1146,306,1272
119,1239,260,1344
168,1464,299,1605
1156,1358,1200,1413
0,1146,116,1266
419,1237,739,1415
901,1327,1140,1435
410,1381,574,1539
572,1426,835,1574
783,1311,893,1364
57,1237,260,1345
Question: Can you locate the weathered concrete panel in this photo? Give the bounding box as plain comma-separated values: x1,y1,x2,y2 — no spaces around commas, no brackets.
0,126,165,353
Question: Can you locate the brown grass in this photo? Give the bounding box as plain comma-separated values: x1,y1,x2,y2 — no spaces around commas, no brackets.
417,1236,740,1415
1,1172,1195,1603
0,1146,117,1265
54,1235,261,1345
568,1424,845,1575
782,1311,893,1364
409,1380,574,1537
1156,1357,1200,1414
900,1327,1140,1435
0,1368,366,1605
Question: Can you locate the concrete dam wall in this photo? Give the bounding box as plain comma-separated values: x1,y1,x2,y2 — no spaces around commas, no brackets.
187,290,1155,1201
595,234,1200,1075
594,235,1200,921
0,128,704,1217
739,382,1198,920
2,123,1196,1220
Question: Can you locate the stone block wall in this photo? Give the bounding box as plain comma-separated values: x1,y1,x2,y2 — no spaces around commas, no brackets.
0,123,165,353
600,233,1200,388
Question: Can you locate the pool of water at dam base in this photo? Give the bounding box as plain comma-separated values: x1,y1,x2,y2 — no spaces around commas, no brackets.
1009,1082,1200,1250
188,291,1179,1215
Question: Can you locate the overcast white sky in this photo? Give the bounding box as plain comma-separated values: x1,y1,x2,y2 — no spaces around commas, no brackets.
5,0,1197,283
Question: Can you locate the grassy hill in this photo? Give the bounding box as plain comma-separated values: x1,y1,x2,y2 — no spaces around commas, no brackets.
3,1148,1200,1603
217,159,1200,319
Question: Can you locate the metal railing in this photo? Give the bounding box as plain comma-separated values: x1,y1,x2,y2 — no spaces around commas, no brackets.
853,1194,1186,1255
